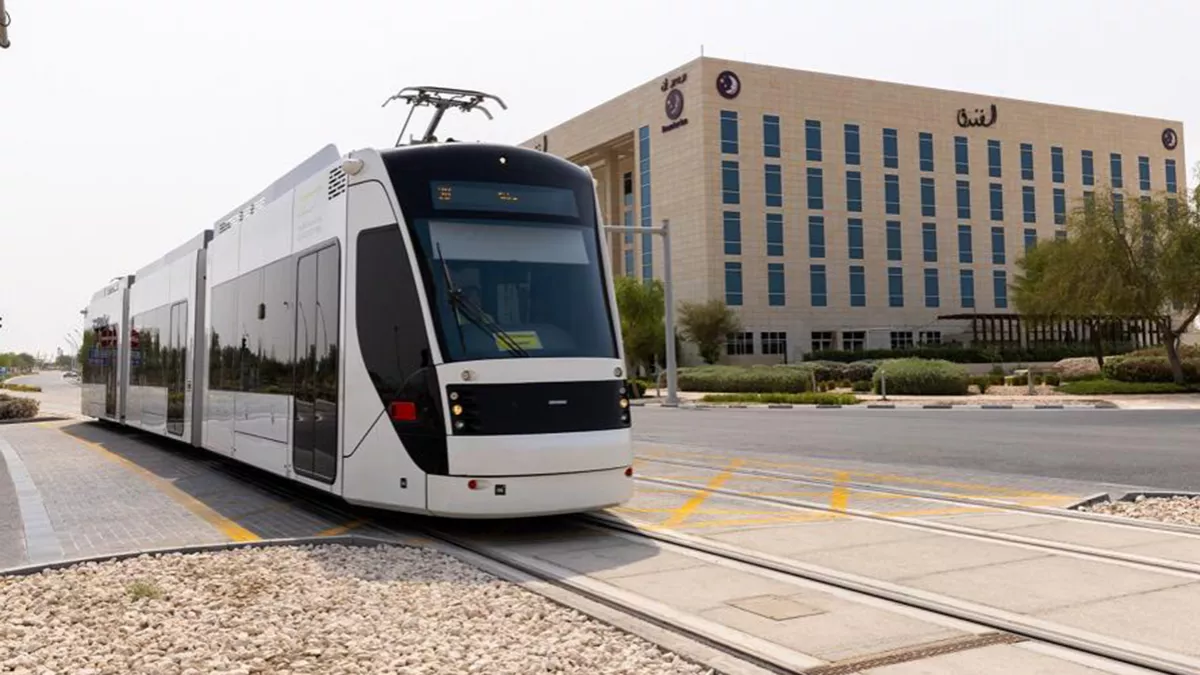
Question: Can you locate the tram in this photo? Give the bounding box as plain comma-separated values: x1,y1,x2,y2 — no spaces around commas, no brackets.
80,87,635,517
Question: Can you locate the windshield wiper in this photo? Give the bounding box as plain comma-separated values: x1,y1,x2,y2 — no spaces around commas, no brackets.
435,243,530,358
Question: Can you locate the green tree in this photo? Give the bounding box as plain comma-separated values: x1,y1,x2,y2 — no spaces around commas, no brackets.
1013,184,1200,383
614,276,665,375
678,299,741,364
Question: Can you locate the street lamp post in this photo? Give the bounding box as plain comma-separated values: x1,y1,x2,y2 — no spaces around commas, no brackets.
603,218,678,407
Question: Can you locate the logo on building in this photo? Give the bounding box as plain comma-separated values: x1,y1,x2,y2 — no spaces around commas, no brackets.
956,104,998,128
716,70,741,99
1163,128,1179,150
661,71,690,133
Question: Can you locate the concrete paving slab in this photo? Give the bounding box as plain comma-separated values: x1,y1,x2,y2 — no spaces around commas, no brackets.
861,643,1133,674
903,555,1194,614
607,564,811,613
920,511,1080,531
707,520,943,555
795,534,1050,581
530,542,708,580
997,520,1187,550
1113,537,1200,565
1035,582,1200,657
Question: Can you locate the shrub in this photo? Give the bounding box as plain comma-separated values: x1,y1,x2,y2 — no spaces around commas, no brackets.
1057,380,1195,395
1102,356,1200,383
701,392,860,405
1042,373,1061,386
1127,344,1200,359
843,361,877,382
1054,357,1103,382
873,358,971,395
969,376,991,394
0,394,40,420
0,383,41,393
851,380,873,393
678,366,811,393
808,343,1133,364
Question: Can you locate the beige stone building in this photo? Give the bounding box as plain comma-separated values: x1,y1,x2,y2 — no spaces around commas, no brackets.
521,57,1186,363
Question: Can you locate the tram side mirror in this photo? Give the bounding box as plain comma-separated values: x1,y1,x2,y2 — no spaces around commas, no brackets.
258,303,266,320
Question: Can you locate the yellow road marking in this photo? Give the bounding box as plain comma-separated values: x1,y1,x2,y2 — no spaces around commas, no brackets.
830,471,851,511
318,519,368,536
677,512,839,529
60,430,260,542
659,459,745,528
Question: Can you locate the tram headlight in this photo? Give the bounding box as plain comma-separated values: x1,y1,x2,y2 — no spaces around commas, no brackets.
619,398,629,409
451,403,464,416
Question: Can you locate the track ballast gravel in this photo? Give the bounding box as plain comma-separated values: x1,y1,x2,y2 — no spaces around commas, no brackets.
1079,494,1200,526
0,544,713,675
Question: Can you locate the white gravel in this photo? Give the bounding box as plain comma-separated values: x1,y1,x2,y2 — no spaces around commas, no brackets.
0,544,713,675
1079,494,1200,526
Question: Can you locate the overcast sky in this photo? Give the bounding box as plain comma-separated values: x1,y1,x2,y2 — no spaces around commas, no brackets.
1,0,1195,357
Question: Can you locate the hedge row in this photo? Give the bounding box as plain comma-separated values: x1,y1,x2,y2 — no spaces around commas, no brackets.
1101,356,1200,383
808,343,1134,364
0,383,41,393
874,358,970,395
0,394,40,420
678,362,880,394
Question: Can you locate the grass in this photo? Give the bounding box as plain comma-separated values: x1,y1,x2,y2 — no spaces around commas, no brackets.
0,383,41,393
700,392,860,405
127,580,164,601
1057,379,1200,395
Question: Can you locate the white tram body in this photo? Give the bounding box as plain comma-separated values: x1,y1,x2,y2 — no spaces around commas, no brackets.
81,141,635,518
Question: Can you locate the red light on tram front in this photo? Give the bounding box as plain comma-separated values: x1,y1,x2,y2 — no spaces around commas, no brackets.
467,479,479,490
625,466,634,477
388,401,417,422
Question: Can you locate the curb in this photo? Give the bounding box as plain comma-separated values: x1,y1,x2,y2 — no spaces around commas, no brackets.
0,534,407,577
0,415,70,426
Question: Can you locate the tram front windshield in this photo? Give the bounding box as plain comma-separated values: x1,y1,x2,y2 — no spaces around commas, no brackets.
410,181,618,363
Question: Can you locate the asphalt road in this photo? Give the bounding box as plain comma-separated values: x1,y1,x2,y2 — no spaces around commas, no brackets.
632,406,1200,492
4,371,81,417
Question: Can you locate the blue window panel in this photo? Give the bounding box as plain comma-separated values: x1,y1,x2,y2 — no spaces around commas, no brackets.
989,183,1004,221
723,211,741,255
849,265,866,307
924,268,940,308
956,180,971,219
1020,143,1034,181
919,132,934,172
1139,156,1151,191
724,262,743,306
1167,159,1178,193
769,263,787,307
957,225,973,264
1053,188,1066,225
886,220,902,261
991,226,1006,264
638,126,653,282
847,218,864,260
987,140,1002,178
762,115,781,158
1051,146,1065,183
993,269,1008,309
844,124,861,165
1024,228,1037,254
845,171,863,212
808,215,826,259
1022,186,1036,223
882,128,899,168
1110,153,1123,189
766,213,784,257
887,267,904,307
623,195,634,244
1113,192,1124,222
719,110,738,154
721,160,740,205
922,223,938,263
623,249,634,277
764,164,783,207
884,174,900,215
807,167,824,210
954,136,969,175
1082,150,1095,186
1056,230,1068,241
807,264,824,307
920,177,936,217
959,269,976,308
805,120,822,162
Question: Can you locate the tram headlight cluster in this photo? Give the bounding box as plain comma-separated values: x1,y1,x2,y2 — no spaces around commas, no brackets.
618,384,631,425
449,390,469,432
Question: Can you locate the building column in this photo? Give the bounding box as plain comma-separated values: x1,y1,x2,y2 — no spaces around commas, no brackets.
603,150,622,276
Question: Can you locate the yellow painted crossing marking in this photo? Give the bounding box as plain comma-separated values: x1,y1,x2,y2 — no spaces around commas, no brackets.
660,458,744,528
830,471,851,511
318,519,368,536
59,430,260,542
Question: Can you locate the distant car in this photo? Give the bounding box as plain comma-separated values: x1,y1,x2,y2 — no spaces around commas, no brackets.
62,371,78,378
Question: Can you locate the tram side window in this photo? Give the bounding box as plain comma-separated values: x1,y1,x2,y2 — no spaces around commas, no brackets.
238,269,264,392
209,280,240,391
255,258,296,395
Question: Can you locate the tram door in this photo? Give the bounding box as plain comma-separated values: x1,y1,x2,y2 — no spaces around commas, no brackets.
166,300,187,436
292,243,341,483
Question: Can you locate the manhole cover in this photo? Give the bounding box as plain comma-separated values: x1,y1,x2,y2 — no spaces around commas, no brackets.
726,595,825,621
